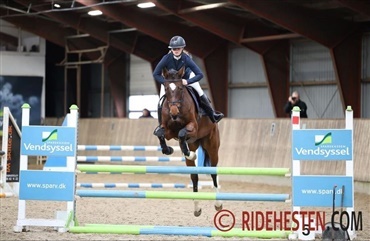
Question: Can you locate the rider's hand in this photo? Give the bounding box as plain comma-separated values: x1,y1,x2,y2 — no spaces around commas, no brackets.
182,79,188,85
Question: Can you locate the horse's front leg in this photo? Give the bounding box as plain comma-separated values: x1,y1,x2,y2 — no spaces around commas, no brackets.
154,126,174,155
178,125,196,161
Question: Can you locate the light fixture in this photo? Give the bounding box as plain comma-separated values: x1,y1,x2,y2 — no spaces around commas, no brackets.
53,3,61,8
88,10,103,16
137,2,155,8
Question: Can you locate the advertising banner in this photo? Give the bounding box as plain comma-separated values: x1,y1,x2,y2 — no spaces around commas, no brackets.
21,126,76,156
292,129,352,160
293,176,353,207
19,170,75,201
6,116,20,182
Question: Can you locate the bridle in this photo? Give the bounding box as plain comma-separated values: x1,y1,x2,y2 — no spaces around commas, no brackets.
164,79,184,110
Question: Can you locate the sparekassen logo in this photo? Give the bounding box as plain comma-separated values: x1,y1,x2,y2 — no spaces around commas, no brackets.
42,129,58,142
315,132,332,146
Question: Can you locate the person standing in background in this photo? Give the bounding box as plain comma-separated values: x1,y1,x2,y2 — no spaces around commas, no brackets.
284,90,308,118
139,108,154,118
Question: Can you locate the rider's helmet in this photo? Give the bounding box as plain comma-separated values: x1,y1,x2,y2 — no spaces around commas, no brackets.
168,36,186,49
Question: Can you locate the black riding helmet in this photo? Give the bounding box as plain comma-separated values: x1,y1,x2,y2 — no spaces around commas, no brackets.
168,36,186,49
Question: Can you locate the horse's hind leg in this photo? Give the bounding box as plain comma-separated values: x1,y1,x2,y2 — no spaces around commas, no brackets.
205,150,223,211
211,173,223,211
191,173,202,217
187,159,202,217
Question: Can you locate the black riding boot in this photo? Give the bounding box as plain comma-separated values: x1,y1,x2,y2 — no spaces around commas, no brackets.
200,95,224,123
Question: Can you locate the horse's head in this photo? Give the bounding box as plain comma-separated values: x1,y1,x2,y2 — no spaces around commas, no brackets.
162,66,186,120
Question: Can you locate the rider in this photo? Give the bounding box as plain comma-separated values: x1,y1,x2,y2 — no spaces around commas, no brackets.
152,36,224,136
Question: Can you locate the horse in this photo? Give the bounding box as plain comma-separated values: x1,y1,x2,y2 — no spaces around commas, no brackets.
155,66,222,217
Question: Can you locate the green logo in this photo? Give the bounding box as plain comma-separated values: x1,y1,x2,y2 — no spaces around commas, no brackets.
315,132,332,146
42,129,58,142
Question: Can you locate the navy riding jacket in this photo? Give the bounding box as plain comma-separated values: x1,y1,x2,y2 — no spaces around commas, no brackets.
153,52,204,84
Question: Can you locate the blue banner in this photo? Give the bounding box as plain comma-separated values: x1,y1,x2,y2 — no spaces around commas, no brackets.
21,126,76,156
293,176,353,207
292,129,352,160
19,170,75,201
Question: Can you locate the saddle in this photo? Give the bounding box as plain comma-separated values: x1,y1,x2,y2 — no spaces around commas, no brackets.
185,86,207,118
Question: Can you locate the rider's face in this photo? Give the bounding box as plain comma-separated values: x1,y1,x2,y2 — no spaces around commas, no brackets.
171,48,183,56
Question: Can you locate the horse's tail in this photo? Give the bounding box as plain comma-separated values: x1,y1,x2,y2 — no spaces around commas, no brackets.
197,145,210,167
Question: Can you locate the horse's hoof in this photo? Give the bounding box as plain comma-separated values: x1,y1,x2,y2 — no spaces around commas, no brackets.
194,208,202,217
162,147,174,155
215,204,223,211
186,151,196,161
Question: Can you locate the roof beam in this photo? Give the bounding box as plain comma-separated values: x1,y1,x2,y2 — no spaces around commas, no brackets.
335,0,370,17
262,41,290,117
76,0,226,59
229,0,358,48
1,15,74,47
105,50,129,118
154,0,289,54
14,0,166,63
202,43,229,116
241,33,301,43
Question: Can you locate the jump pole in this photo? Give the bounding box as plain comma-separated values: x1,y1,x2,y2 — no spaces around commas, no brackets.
76,189,289,202
77,183,189,188
77,165,290,176
77,156,185,162
78,145,181,152
69,224,290,238
76,182,214,189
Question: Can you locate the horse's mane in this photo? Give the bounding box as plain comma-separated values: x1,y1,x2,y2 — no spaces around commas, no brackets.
167,68,179,76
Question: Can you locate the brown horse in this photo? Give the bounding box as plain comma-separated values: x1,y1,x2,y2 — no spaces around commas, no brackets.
155,66,222,217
